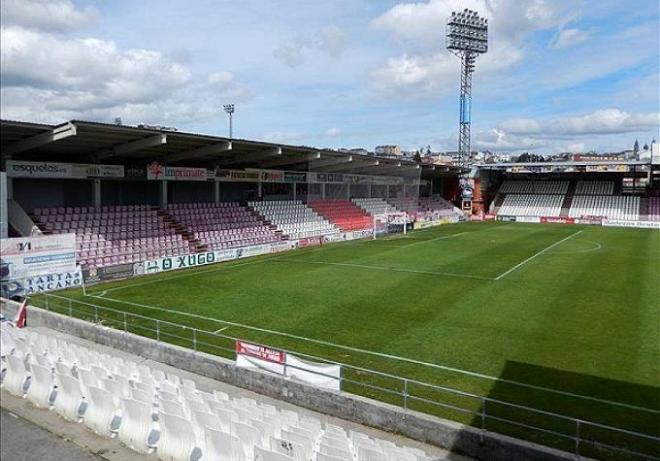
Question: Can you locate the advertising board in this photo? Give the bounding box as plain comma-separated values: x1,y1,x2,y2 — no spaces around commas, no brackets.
1,234,76,280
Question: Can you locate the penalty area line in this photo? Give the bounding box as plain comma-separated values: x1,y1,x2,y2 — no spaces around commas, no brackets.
81,292,658,415
495,230,583,281
271,258,494,281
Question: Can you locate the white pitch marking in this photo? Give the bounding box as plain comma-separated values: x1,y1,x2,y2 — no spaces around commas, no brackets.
213,326,229,334
400,231,468,248
80,292,658,414
273,258,494,281
99,256,279,294
495,230,583,281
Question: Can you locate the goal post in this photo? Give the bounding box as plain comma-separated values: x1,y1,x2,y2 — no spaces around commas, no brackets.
373,212,408,239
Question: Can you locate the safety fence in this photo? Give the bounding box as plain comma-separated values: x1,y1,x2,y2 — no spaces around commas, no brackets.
28,293,660,461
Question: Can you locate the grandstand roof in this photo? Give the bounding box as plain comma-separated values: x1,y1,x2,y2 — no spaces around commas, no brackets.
477,160,650,169
0,119,457,178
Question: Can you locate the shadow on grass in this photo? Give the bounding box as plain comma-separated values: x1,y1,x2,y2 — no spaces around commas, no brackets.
462,361,660,461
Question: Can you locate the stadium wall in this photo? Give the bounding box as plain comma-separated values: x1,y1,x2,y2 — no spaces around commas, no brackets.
0,298,579,461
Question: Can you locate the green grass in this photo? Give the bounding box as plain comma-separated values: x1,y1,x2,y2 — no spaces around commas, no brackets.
34,221,660,459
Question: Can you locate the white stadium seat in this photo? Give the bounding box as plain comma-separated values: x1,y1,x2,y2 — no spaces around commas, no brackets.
5,327,436,461
52,374,85,422
157,411,198,461
25,363,55,409
2,354,30,397
84,386,119,437
118,398,156,454
204,428,246,461
254,445,296,461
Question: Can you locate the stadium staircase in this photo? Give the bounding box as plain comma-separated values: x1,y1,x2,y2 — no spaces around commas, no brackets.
244,204,286,239
158,209,207,252
639,197,649,220
559,181,577,217
491,193,506,214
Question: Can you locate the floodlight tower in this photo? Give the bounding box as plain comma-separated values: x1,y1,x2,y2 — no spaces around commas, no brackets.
446,9,488,186
223,104,235,138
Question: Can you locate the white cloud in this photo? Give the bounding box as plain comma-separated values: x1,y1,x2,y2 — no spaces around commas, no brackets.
550,28,590,49
499,109,659,136
471,109,659,153
369,0,564,99
273,38,307,68
325,127,341,137
273,25,349,68
0,0,98,32
207,71,234,89
0,2,250,127
318,25,349,58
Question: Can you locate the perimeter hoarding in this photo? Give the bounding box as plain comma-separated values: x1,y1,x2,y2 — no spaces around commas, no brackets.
6,160,124,179
1,234,77,280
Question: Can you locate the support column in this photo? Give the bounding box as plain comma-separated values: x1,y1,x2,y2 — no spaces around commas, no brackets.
292,182,296,201
347,183,351,200
159,181,168,208
258,180,262,199
386,185,390,198
368,184,372,198
92,179,101,207
6,177,13,200
214,181,220,204
321,183,326,199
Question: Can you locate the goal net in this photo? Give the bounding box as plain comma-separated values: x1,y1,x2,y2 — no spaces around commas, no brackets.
373,212,409,239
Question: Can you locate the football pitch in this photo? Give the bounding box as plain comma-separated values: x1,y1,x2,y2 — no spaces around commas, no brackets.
37,221,660,458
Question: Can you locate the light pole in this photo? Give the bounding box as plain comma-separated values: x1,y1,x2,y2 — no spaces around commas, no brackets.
223,104,235,139
447,9,488,191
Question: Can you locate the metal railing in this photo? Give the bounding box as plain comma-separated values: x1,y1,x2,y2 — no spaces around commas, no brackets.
27,293,660,460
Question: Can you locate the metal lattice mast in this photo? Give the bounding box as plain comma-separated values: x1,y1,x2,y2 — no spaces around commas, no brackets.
447,9,488,180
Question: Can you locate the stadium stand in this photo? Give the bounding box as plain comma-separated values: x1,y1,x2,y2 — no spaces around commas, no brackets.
248,200,338,240
351,197,398,216
386,196,457,220
308,200,373,232
568,195,641,220
33,206,193,269
498,180,569,195
0,323,439,461
575,180,615,195
497,195,564,217
649,197,660,221
167,202,281,251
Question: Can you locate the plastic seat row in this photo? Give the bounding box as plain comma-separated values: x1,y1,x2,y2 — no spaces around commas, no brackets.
498,194,564,217
568,195,640,220
575,181,614,195
1,324,437,461
499,180,569,195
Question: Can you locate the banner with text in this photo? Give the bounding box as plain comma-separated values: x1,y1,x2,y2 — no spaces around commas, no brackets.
1,234,76,280
1,266,83,297
6,160,124,179
146,162,207,181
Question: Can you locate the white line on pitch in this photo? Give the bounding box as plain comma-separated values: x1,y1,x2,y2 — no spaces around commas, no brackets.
495,230,583,281
82,292,658,414
273,258,494,280
214,326,229,334
100,257,278,294
401,231,468,248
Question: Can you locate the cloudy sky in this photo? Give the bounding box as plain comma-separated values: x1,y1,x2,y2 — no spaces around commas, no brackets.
1,0,658,153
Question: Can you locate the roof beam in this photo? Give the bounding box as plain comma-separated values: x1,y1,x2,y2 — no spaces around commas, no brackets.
318,159,379,173
260,151,320,168
214,146,282,166
163,141,232,162
309,155,353,170
96,133,167,160
3,122,77,155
